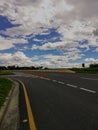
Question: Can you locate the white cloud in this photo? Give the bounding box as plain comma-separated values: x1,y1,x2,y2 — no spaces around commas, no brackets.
58,20,95,42
32,41,79,51
95,48,98,52
0,0,98,67
33,38,43,42
0,51,33,66
0,0,98,36
0,0,74,37
0,0,98,47
31,54,83,68
66,0,98,18
85,58,98,64
0,51,82,68
32,49,83,66
0,36,27,50
79,44,90,51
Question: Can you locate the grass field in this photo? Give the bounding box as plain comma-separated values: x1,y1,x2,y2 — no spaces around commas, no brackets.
18,69,75,73
0,70,14,75
0,78,13,109
71,68,98,74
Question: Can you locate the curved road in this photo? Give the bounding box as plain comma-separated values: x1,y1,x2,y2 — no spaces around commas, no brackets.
13,72,98,130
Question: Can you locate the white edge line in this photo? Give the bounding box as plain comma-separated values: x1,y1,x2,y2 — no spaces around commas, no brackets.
66,84,77,88
58,81,65,85
80,87,96,94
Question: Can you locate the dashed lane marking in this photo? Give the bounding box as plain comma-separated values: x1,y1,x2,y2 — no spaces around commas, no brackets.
29,75,97,95
81,77,98,81
39,77,51,80
66,84,78,88
52,80,57,82
58,81,65,85
80,87,96,94
17,79,37,130
45,78,51,80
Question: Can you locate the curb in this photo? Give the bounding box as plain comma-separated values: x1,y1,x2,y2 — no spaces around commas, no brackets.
0,80,19,130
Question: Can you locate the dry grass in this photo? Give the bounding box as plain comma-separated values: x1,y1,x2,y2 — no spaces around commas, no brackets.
30,69,75,73
17,69,75,74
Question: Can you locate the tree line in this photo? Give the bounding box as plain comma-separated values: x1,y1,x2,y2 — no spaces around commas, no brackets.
0,65,47,70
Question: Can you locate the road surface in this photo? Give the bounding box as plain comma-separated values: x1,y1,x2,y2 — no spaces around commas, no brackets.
13,72,98,130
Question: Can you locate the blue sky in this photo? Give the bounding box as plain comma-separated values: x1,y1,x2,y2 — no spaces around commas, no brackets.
0,0,98,68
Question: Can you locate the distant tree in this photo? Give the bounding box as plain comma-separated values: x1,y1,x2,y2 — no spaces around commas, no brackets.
39,66,43,69
44,67,49,70
82,63,85,68
90,64,98,68
31,66,36,70
0,66,7,70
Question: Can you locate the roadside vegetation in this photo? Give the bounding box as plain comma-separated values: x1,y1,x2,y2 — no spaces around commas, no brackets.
1,63,98,74
71,68,98,73
71,64,98,74
0,70,14,75
0,78,13,109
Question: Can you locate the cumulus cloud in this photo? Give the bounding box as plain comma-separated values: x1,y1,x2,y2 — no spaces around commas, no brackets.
32,41,79,51
66,0,98,18
0,52,33,66
0,51,82,68
32,40,84,64
95,48,98,52
0,0,98,67
0,0,98,35
0,0,74,37
85,58,98,64
31,54,83,68
0,0,98,43
93,29,98,36
0,36,27,50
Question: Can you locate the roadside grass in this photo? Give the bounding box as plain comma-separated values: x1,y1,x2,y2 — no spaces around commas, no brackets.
19,69,75,73
71,68,98,74
0,78,13,109
0,70,14,75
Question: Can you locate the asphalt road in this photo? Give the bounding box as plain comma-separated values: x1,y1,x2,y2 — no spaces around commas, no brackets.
14,72,98,130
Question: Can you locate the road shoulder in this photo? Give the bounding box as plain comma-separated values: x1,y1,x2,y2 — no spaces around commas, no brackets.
0,81,19,130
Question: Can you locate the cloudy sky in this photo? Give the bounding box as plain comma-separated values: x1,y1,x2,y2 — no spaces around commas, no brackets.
0,0,98,68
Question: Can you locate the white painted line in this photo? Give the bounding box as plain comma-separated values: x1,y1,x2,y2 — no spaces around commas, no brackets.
58,81,65,85
52,80,57,82
45,78,51,81
80,87,96,94
39,77,47,80
81,77,98,81
66,84,77,88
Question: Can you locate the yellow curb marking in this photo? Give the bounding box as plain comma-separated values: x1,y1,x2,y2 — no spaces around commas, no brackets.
17,80,37,130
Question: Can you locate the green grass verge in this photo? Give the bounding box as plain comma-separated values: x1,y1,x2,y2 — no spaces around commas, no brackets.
0,71,14,75
71,68,98,74
0,78,13,109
